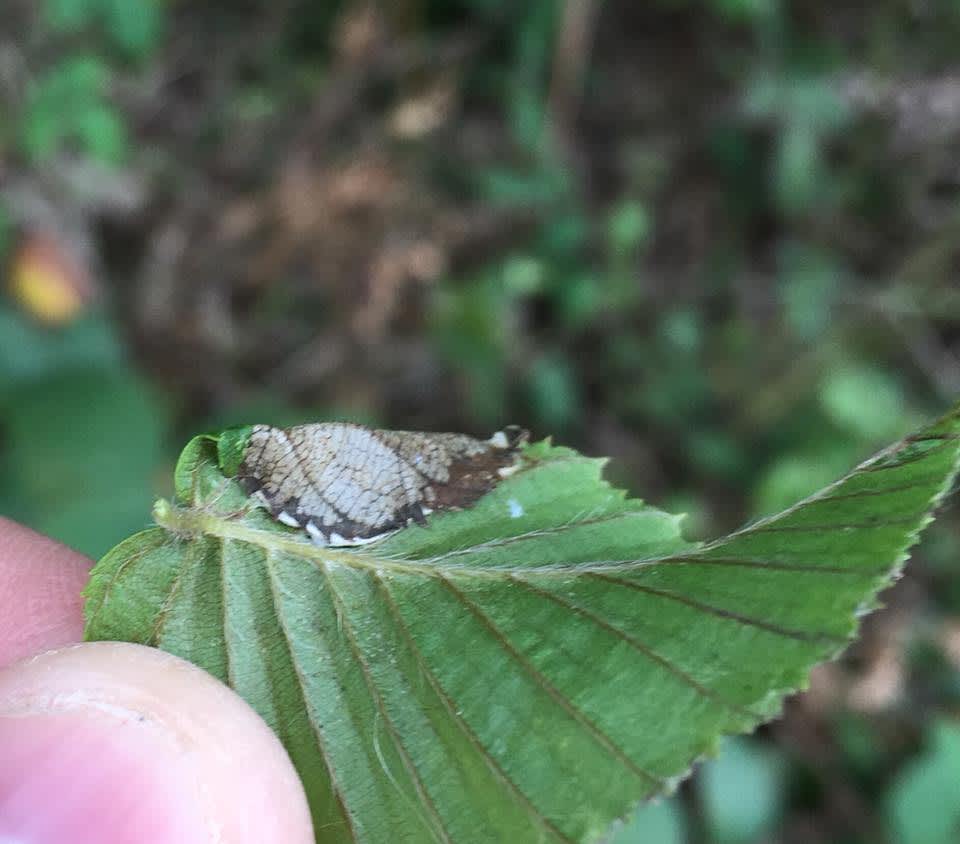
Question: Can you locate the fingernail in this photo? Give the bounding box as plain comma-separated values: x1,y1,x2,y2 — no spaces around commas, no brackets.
0,711,209,844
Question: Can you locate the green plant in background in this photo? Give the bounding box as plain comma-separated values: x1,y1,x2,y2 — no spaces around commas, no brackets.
19,55,128,165
17,0,163,164
887,720,960,844
698,737,787,843
84,404,960,842
743,72,851,217
44,0,163,58
0,306,166,558
613,736,785,844
0,0,169,554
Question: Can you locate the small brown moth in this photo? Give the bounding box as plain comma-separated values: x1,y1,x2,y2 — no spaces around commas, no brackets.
233,423,528,546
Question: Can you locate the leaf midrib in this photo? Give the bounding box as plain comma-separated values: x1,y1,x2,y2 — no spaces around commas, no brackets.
155,500,670,578
153,495,919,582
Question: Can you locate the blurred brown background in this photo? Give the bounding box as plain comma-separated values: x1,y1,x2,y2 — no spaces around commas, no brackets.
4,1,960,841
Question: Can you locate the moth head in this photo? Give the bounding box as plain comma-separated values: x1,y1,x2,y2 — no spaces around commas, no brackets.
489,425,529,450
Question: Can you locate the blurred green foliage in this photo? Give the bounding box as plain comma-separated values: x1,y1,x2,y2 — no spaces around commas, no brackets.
700,738,788,843
615,799,687,844
20,54,128,164
14,0,162,164
4,0,960,840
887,721,960,844
0,306,166,557
45,0,162,57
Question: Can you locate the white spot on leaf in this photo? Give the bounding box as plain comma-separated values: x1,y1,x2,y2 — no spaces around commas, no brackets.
507,498,524,518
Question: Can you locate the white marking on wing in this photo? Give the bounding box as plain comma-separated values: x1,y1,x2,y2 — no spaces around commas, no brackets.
489,430,509,449
277,511,300,527
306,522,328,546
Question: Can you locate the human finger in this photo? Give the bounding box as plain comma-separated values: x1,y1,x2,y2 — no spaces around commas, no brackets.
0,641,315,844
0,517,91,668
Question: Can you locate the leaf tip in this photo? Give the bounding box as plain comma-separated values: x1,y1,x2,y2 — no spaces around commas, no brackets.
216,425,254,477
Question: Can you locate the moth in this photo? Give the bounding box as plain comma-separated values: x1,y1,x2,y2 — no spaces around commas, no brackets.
231,423,528,546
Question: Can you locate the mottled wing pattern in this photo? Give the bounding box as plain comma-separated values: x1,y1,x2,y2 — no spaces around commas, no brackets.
237,423,527,545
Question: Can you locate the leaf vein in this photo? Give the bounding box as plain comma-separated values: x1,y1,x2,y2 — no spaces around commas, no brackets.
438,575,665,787
372,572,574,844
147,539,197,647
507,576,762,721
84,540,163,632
219,538,236,691
649,555,878,575
748,514,924,533
262,551,360,843
862,437,957,471
408,508,660,564
804,475,948,502
321,566,453,844
583,572,846,643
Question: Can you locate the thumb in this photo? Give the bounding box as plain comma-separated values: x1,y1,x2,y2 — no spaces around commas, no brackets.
0,642,315,844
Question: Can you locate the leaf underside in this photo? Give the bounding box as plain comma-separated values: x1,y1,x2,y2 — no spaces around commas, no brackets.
84,412,960,844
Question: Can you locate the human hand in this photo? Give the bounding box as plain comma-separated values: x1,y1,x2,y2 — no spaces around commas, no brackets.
0,517,315,844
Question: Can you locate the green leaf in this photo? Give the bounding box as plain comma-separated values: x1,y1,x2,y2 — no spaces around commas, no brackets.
102,0,162,57
19,55,120,163
607,201,651,256
0,307,124,398
74,103,128,164
699,737,786,843
526,354,580,432
85,407,960,843
609,799,686,844
753,443,859,516
819,365,908,442
43,0,101,32
774,125,823,215
778,242,840,341
6,370,164,558
887,720,960,844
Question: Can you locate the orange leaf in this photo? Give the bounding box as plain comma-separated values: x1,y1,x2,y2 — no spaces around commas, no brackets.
8,231,92,325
